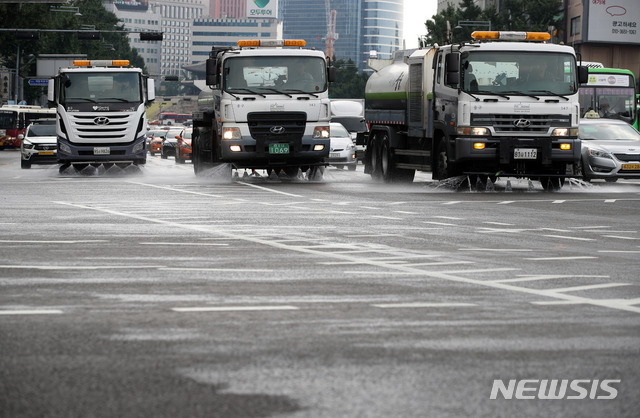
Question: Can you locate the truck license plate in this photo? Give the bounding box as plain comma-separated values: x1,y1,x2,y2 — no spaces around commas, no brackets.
514,148,537,159
94,147,110,155
269,143,289,154
621,163,640,170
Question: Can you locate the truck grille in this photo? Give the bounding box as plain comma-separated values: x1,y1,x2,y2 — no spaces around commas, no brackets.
247,112,306,141
471,114,571,133
68,113,132,140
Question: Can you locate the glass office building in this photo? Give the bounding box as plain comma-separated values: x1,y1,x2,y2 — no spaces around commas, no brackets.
279,0,404,72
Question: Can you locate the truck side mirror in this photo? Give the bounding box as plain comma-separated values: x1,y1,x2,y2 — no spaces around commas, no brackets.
578,66,589,85
146,78,155,102
206,58,219,86
327,66,337,83
445,53,460,87
47,79,55,106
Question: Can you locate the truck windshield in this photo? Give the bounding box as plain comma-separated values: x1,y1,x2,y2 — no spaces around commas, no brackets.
61,72,142,104
223,56,327,95
461,52,578,97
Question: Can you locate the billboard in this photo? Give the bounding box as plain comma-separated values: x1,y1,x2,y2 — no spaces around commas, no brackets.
586,0,640,44
247,0,278,18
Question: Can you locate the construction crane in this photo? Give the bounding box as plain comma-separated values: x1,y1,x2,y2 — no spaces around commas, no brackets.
325,9,338,60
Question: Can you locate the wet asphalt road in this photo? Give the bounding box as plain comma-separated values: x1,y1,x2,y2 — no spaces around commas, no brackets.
1,149,639,417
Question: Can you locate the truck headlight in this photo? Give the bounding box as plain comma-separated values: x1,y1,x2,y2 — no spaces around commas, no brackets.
59,142,71,154
457,127,488,136
132,141,144,154
222,127,241,140
551,127,578,137
313,126,330,139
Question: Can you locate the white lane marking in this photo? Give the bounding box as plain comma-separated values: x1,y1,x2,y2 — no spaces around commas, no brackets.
237,181,303,197
401,261,475,267
525,256,598,261
572,226,611,229
54,200,640,314
433,216,462,220
491,274,610,284
371,215,402,220
552,200,566,204
542,235,596,241
394,210,418,214
160,268,272,272
497,201,515,205
547,283,631,293
604,199,616,203
127,181,225,198
373,302,477,308
459,248,533,252
0,265,159,270
442,201,461,205
438,268,520,274
140,242,229,246
598,250,640,253
172,305,299,312
602,235,639,240
0,309,63,315
0,240,108,244
483,221,514,226
423,221,456,226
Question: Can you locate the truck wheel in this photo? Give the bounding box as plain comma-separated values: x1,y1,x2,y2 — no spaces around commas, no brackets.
381,138,415,183
369,134,383,181
434,138,450,180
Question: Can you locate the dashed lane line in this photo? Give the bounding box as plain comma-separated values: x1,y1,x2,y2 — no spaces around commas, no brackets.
172,305,299,312
0,309,63,315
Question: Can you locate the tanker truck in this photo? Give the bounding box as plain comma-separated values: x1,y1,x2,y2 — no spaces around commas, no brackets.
191,39,336,180
363,31,589,190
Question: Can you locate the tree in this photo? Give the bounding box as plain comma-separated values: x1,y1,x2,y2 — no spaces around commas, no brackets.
329,59,369,99
422,0,564,46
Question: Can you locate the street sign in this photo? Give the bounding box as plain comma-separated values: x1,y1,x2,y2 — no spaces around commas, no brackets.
28,79,49,86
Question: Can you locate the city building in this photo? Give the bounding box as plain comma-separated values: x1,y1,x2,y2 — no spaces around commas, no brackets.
565,0,639,79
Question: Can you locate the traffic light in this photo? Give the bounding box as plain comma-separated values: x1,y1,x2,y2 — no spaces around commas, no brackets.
78,31,100,40
140,32,163,41
16,31,39,40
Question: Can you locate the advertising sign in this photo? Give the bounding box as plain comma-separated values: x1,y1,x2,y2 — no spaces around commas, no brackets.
247,0,278,18
586,0,640,44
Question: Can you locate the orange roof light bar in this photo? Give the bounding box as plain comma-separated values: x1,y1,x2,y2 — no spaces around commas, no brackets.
471,31,551,41
73,59,130,67
237,39,306,48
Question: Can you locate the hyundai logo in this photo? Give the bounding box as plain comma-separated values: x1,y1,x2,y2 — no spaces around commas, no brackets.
270,126,285,134
514,119,531,128
94,117,110,125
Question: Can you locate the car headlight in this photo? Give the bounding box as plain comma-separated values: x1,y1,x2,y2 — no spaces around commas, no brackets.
586,147,612,159
22,139,34,150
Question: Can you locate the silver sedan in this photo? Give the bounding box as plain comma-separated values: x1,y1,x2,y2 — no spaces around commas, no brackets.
578,118,640,182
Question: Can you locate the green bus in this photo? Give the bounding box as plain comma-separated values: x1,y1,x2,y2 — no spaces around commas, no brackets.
579,67,638,129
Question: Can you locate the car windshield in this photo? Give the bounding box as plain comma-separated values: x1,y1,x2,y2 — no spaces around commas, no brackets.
579,123,640,141
461,51,578,96
330,124,350,138
223,56,327,95
61,72,142,104
27,124,56,137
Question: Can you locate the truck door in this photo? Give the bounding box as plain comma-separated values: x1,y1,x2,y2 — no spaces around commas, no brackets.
433,50,458,138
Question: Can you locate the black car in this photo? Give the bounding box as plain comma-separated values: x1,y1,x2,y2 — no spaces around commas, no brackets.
161,129,182,159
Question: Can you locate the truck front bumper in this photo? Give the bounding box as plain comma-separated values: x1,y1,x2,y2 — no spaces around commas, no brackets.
219,137,330,169
57,136,147,165
454,137,580,175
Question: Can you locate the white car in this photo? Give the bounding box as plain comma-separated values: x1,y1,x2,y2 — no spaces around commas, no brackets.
326,122,357,170
578,118,640,182
20,120,57,169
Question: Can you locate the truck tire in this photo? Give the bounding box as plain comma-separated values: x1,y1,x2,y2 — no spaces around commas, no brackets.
434,137,458,180
369,132,383,181
380,137,415,183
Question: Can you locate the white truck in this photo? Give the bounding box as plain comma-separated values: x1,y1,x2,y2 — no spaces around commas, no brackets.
192,39,336,179
363,31,589,190
47,59,155,172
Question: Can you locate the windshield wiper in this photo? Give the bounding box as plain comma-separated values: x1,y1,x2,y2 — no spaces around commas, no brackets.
102,98,134,103
227,88,266,98
257,87,293,98
283,89,318,98
531,90,569,101
500,90,541,100
473,90,511,100
66,97,97,103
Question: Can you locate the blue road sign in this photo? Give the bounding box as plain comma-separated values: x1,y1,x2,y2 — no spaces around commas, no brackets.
28,79,49,86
